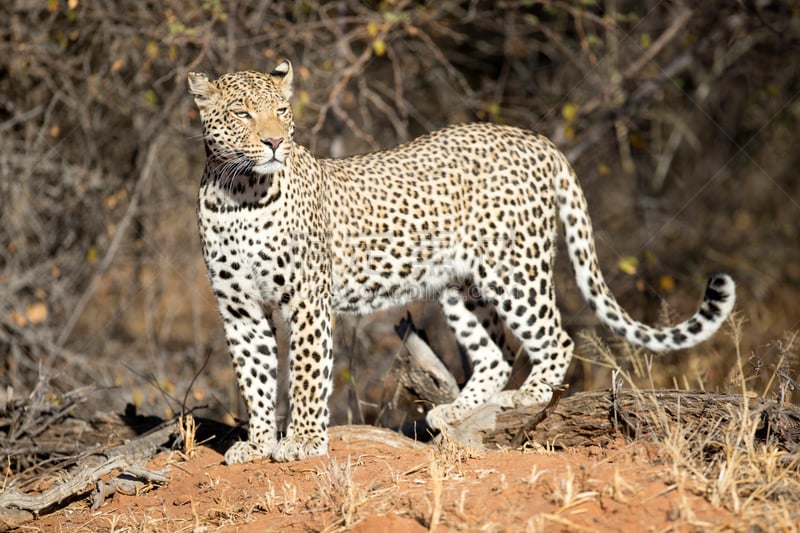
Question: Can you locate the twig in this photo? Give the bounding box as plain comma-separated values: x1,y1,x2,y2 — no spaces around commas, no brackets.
0,420,177,516
510,385,567,448
0,105,44,134
55,137,161,348
623,7,693,80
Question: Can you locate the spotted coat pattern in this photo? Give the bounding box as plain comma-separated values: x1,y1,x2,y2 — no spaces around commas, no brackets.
188,61,736,464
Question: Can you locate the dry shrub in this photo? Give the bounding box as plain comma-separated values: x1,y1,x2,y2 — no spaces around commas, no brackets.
580,315,800,528
0,1,797,456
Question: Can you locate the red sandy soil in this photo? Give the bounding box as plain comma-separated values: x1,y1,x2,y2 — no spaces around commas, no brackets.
29,426,738,532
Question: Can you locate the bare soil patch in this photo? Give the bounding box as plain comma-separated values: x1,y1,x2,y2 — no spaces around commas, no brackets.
25,426,740,532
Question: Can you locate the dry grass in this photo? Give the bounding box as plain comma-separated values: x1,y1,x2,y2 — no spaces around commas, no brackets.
426,451,443,532
177,413,198,460
313,457,367,531
577,313,800,530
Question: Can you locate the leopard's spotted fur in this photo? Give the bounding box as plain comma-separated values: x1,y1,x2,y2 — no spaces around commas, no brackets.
188,61,735,463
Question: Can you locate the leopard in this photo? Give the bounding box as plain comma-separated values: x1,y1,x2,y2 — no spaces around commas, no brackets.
188,60,736,464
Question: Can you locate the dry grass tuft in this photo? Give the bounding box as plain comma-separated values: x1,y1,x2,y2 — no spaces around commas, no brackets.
426,451,443,532
578,314,800,529
178,413,198,460
311,455,398,532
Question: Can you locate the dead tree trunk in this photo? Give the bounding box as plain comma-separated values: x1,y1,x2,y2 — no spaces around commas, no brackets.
394,314,800,455
441,389,800,456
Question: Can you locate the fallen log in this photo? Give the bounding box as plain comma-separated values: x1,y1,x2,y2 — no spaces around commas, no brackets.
393,314,800,455
442,388,800,455
0,420,177,529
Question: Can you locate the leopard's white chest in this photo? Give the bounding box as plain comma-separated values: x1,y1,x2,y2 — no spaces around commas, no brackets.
199,203,290,306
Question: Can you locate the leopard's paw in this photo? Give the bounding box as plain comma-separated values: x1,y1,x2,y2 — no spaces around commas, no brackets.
488,389,550,409
271,433,328,462
224,440,276,465
426,402,471,430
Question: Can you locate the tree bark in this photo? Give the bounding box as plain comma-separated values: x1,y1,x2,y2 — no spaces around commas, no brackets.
442,389,800,455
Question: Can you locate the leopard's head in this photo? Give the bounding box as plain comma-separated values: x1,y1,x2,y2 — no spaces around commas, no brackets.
189,61,294,175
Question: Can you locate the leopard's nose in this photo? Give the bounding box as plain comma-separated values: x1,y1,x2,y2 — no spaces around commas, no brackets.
261,137,283,150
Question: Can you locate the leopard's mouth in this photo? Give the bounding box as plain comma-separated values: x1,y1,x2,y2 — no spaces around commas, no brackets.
252,156,284,175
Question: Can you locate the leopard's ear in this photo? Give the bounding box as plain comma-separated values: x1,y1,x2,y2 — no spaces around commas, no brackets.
270,60,294,100
188,72,219,113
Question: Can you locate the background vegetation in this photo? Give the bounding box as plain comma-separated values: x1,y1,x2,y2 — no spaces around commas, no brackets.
1,0,798,448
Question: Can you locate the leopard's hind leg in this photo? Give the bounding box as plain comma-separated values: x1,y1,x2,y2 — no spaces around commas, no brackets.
426,283,512,428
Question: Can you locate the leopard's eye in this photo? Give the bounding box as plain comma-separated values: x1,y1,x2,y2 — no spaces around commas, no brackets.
232,110,251,119
276,106,289,116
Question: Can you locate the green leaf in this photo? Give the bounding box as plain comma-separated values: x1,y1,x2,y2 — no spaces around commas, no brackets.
618,256,639,276
144,89,158,106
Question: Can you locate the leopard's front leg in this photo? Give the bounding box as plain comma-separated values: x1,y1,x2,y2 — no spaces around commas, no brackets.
214,287,281,464
271,294,333,462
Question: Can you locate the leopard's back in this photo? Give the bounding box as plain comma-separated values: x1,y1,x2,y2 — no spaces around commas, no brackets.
322,123,559,313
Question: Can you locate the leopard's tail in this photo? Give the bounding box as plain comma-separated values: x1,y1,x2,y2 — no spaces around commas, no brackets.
553,150,735,351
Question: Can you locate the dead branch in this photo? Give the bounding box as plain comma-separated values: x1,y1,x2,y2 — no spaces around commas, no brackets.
55,134,162,348
394,313,459,406
0,375,91,460
439,389,800,454
0,420,177,527
392,318,799,454
623,7,693,80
